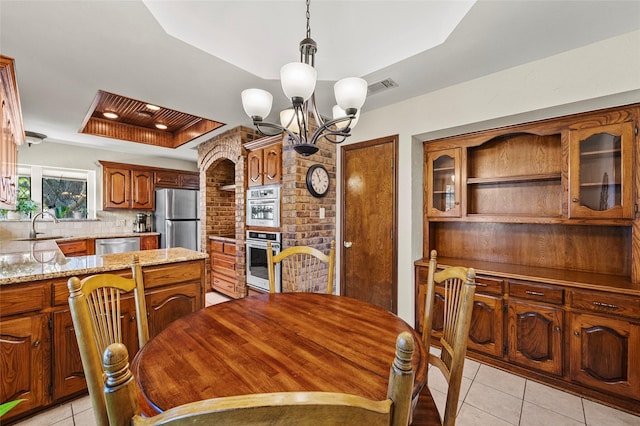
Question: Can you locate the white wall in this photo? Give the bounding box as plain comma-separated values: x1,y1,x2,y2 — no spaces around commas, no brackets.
341,30,640,324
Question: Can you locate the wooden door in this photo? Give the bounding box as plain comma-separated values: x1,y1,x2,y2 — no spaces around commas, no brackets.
570,312,640,399
341,136,397,312
0,314,46,418
507,301,563,376
131,170,154,210
263,144,282,185
247,150,263,187
104,166,130,209
146,283,200,338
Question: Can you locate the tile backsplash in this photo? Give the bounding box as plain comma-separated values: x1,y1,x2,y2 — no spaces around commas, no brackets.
0,211,140,241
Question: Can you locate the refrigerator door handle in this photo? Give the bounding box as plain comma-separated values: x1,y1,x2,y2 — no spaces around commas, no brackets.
166,220,173,248
166,189,174,218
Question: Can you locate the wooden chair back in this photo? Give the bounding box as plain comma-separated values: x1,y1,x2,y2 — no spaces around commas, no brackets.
419,250,476,426
102,331,415,426
67,254,149,426
267,240,336,294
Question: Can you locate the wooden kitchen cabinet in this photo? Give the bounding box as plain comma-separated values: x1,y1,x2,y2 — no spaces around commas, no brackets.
568,289,640,399
0,56,25,210
418,103,640,414
506,299,563,376
140,235,159,250
245,136,282,187
426,148,461,217
568,120,635,219
209,238,237,297
0,258,205,424
154,169,199,190
0,314,46,419
100,161,154,210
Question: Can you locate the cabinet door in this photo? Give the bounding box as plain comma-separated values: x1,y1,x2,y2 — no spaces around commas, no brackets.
426,148,461,217
468,293,504,358
570,313,640,399
131,170,154,210
0,315,46,418
247,150,264,187
103,166,130,209
146,283,200,338
263,144,282,185
569,121,634,219
51,301,139,400
140,235,158,250
507,301,563,376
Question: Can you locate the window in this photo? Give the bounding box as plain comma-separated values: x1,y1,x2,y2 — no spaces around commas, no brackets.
15,165,96,219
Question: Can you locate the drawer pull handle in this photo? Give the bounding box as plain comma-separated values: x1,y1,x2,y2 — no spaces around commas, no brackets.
592,301,618,310
525,290,544,297
476,282,488,287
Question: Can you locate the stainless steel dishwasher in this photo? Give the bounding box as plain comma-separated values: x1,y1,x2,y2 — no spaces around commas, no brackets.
95,237,141,255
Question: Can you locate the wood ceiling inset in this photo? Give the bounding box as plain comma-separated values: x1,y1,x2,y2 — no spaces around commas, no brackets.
80,90,225,148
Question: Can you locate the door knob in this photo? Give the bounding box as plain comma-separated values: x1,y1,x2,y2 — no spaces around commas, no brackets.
344,241,352,248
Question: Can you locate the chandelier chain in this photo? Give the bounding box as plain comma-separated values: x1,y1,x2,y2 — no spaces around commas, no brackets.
306,0,311,39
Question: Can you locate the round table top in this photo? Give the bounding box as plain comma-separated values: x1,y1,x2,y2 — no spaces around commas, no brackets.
131,293,428,415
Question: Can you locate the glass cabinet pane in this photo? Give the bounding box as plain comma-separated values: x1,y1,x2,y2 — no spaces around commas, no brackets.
432,154,456,212
569,121,633,219
578,132,621,212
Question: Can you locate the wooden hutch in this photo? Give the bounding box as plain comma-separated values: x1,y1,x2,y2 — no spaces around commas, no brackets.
415,103,640,414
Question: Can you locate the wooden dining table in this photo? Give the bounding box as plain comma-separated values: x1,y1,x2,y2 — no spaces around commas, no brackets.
130,293,439,423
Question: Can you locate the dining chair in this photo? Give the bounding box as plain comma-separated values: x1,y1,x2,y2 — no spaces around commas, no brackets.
267,240,336,294
102,331,416,426
412,249,476,426
67,254,149,426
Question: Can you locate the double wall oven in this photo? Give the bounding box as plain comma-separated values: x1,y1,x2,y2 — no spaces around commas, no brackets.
246,231,281,293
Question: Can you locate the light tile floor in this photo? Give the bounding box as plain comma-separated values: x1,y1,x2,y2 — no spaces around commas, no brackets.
13,292,640,426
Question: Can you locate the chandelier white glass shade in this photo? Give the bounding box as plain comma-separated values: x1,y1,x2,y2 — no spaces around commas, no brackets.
241,0,367,156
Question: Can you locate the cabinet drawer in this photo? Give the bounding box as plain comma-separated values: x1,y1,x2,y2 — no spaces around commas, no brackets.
53,271,131,305
570,290,640,320
57,240,88,256
210,241,224,253
211,272,235,293
509,279,564,305
475,275,504,295
143,261,203,288
212,255,235,274
223,243,236,256
0,283,46,317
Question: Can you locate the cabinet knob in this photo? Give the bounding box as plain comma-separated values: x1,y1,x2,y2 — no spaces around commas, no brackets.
344,241,353,248
130,316,136,322
33,339,40,347
573,331,580,337
571,198,579,203
554,326,561,333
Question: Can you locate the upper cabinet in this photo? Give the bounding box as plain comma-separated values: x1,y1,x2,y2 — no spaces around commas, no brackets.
245,135,282,188
101,162,154,210
154,169,199,190
0,56,25,210
426,148,461,217
569,121,635,220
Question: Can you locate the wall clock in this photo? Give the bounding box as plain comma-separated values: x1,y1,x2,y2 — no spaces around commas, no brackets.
306,164,330,198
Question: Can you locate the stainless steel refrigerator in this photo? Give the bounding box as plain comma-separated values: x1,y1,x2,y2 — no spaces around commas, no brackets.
154,188,200,251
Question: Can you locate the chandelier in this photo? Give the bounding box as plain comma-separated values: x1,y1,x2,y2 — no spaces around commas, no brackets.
241,0,367,156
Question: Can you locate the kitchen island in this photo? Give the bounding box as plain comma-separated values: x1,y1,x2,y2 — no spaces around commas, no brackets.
0,239,207,423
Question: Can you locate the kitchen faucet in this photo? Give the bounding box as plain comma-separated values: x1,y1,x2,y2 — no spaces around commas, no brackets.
30,210,60,239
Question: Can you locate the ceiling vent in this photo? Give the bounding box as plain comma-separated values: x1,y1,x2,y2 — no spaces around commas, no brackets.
367,78,398,95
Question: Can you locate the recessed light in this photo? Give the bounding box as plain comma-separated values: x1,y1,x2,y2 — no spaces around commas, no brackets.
146,104,161,111
103,111,119,119
155,123,168,130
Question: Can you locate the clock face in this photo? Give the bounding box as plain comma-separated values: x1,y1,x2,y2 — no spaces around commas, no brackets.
306,164,330,198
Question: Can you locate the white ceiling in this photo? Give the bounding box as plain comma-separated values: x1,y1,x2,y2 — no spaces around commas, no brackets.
2,0,639,162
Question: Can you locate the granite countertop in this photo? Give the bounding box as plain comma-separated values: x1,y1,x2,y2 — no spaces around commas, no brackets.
55,232,161,242
0,239,207,285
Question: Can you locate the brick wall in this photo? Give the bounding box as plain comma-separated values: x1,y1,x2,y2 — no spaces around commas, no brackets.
197,126,259,298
